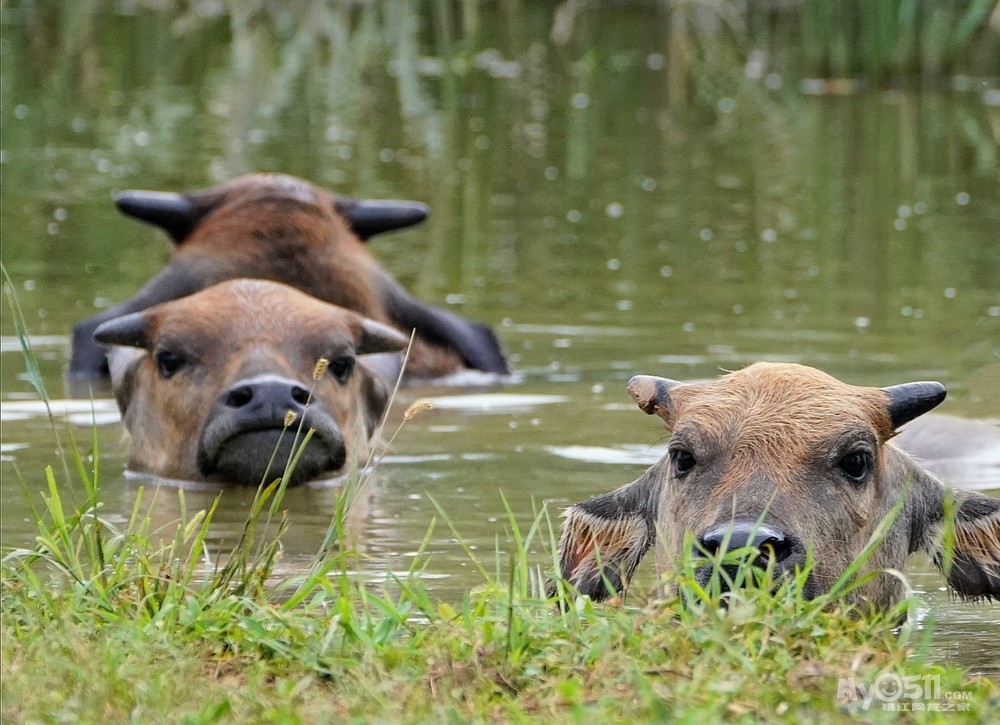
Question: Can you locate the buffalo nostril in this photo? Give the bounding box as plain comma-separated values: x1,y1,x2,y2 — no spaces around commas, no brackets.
755,533,791,565
698,535,723,558
225,385,254,408
291,385,311,405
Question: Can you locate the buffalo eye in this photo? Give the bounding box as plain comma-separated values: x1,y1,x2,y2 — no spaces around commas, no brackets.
154,350,186,379
328,356,356,383
838,450,872,483
670,448,697,477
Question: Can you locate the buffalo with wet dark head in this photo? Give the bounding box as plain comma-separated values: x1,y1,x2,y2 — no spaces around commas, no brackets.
72,173,508,381
557,363,1000,610
94,278,409,486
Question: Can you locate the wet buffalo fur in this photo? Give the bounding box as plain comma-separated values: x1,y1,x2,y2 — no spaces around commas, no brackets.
71,173,509,381
93,279,409,487
557,363,1000,611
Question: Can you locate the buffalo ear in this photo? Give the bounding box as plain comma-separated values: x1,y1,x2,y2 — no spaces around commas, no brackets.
930,492,1000,601
114,190,200,242
336,198,428,240
555,476,659,602
883,381,946,429
627,375,682,425
358,366,393,439
93,312,151,350
356,319,409,356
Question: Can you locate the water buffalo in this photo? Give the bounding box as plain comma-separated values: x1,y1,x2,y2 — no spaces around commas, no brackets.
93,278,409,487
557,363,1000,610
71,173,508,382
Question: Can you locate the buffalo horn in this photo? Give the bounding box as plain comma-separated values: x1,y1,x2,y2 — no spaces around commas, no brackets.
338,198,428,239
114,190,196,242
93,312,150,350
883,381,947,429
627,375,682,421
357,319,410,355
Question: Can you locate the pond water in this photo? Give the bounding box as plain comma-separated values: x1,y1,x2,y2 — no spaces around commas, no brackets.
2,4,998,674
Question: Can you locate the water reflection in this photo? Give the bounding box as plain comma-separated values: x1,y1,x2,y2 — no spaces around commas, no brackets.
2,3,998,674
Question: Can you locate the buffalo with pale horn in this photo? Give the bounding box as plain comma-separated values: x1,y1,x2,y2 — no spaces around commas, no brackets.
557,363,1000,610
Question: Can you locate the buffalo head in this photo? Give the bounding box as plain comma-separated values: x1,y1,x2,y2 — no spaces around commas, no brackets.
94,278,408,486
558,363,1000,610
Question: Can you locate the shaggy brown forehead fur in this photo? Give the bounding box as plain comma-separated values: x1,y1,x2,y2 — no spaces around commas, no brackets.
168,175,381,317
143,279,361,351
667,363,896,453
192,173,325,214
163,174,353,277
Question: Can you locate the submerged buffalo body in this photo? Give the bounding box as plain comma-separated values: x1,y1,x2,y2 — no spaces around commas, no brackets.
558,363,1000,610
94,279,409,486
72,173,508,381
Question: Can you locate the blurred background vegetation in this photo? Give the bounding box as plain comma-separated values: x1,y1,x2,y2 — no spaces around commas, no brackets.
3,0,998,399
10,0,1000,97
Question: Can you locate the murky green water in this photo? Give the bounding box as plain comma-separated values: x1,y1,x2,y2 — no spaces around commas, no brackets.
2,4,998,673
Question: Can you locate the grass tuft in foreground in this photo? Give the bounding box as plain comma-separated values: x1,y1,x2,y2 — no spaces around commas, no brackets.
3,442,999,721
